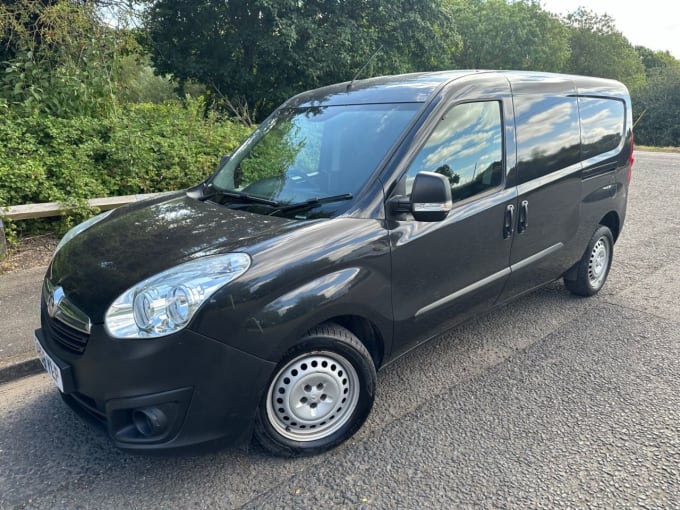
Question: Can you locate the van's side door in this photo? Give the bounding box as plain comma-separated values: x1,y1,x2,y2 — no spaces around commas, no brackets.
387,79,517,358
497,83,583,302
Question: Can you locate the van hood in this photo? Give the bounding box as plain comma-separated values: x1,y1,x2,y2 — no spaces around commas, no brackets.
48,193,301,322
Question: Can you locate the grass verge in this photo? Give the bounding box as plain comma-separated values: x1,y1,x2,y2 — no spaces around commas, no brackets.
636,145,680,153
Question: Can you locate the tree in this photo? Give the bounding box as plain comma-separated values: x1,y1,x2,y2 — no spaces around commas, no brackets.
448,0,569,72
0,0,56,64
631,45,680,145
0,0,131,116
0,0,172,116
565,8,646,92
635,46,677,75
143,0,458,120
633,64,680,146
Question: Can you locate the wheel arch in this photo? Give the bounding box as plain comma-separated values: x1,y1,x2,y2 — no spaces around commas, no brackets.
599,211,620,242
254,317,379,456
319,315,385,370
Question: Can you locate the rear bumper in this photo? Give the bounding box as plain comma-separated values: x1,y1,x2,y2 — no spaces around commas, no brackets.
35,318,276,453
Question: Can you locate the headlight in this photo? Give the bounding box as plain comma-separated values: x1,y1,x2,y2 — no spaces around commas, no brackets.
104,253,251,339
55,209,114,255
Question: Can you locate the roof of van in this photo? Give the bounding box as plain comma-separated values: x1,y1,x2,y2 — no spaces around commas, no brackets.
285,70,629,107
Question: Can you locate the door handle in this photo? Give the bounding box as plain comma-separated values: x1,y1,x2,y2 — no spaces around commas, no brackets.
518,200,529,233
503,204,515,239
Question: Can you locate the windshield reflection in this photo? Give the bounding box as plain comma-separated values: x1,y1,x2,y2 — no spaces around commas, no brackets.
209,103,420,217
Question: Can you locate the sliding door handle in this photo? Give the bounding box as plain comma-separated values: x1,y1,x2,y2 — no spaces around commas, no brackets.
503,204,515,239
518,200,529,233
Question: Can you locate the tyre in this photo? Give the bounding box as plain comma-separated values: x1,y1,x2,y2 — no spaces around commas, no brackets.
564,225,614,296
254,323,376,457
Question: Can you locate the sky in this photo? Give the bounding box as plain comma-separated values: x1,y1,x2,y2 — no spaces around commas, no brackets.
540,0,680,58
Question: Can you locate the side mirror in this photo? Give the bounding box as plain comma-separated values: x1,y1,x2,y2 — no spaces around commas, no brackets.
410,171,453,222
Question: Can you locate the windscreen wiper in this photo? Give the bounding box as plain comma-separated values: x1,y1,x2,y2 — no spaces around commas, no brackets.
199,188,280,207
269,193,353,215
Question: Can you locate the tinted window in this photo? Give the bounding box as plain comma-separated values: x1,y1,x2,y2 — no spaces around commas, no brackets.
515,95,580,183
579,97,625,159
405,101,503,203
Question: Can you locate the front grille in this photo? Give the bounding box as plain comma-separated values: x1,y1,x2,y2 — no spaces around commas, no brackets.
42,278,92,355
46,314,90,354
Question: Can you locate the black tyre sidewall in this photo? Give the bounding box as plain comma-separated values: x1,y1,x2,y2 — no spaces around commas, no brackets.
585,227,614,293
254,328,376,456
566,225,614,296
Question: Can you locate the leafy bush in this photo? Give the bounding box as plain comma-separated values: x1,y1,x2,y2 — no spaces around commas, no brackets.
0,98,252,210
0,2,252,242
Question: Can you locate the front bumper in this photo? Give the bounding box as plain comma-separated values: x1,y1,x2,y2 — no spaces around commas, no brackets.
36,308,276,453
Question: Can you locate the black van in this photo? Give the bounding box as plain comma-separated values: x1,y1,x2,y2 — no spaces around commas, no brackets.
35,70,633,456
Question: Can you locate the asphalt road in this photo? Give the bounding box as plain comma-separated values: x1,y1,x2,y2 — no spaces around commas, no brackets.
0,267,42,361
1,152,679,509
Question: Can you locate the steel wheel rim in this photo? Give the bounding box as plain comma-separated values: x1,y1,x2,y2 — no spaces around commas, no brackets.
588,237,610,288
266,351,360,442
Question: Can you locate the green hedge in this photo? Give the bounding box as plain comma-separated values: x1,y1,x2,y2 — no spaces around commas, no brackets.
0,100,252,208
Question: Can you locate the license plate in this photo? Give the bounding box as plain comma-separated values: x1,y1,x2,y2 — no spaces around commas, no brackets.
34,335,64,392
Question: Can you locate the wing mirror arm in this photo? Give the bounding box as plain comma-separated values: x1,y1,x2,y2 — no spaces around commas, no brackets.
388,196,412,214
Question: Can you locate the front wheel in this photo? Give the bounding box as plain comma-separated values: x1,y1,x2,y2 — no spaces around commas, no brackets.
254,323,376,457
564,225,614,296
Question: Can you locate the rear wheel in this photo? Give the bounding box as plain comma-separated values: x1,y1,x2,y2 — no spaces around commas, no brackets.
564,225,614,296
254,323,376,457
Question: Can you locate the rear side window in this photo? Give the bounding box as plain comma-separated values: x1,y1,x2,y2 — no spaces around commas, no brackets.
405,101,503,203
579,97,625,159
514,95,580,183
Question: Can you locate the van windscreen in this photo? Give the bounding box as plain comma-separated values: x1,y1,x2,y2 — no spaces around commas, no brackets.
209,103,420,215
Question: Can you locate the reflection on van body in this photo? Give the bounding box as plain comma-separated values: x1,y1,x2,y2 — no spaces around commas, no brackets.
580,97,625,159
515,95,581,183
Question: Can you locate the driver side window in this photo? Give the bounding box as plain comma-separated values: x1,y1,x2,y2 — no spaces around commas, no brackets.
405,101,504,203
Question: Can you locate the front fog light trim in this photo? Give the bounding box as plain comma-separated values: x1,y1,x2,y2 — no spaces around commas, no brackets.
105,253,251,339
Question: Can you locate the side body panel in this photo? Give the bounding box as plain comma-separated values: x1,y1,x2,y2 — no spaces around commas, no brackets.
192,217,394,364
500,75,632,302
568,82,633,256
384,74,518,358
498,77,583,301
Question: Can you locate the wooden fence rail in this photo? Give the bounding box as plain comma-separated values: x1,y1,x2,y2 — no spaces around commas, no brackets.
0,193,164,257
